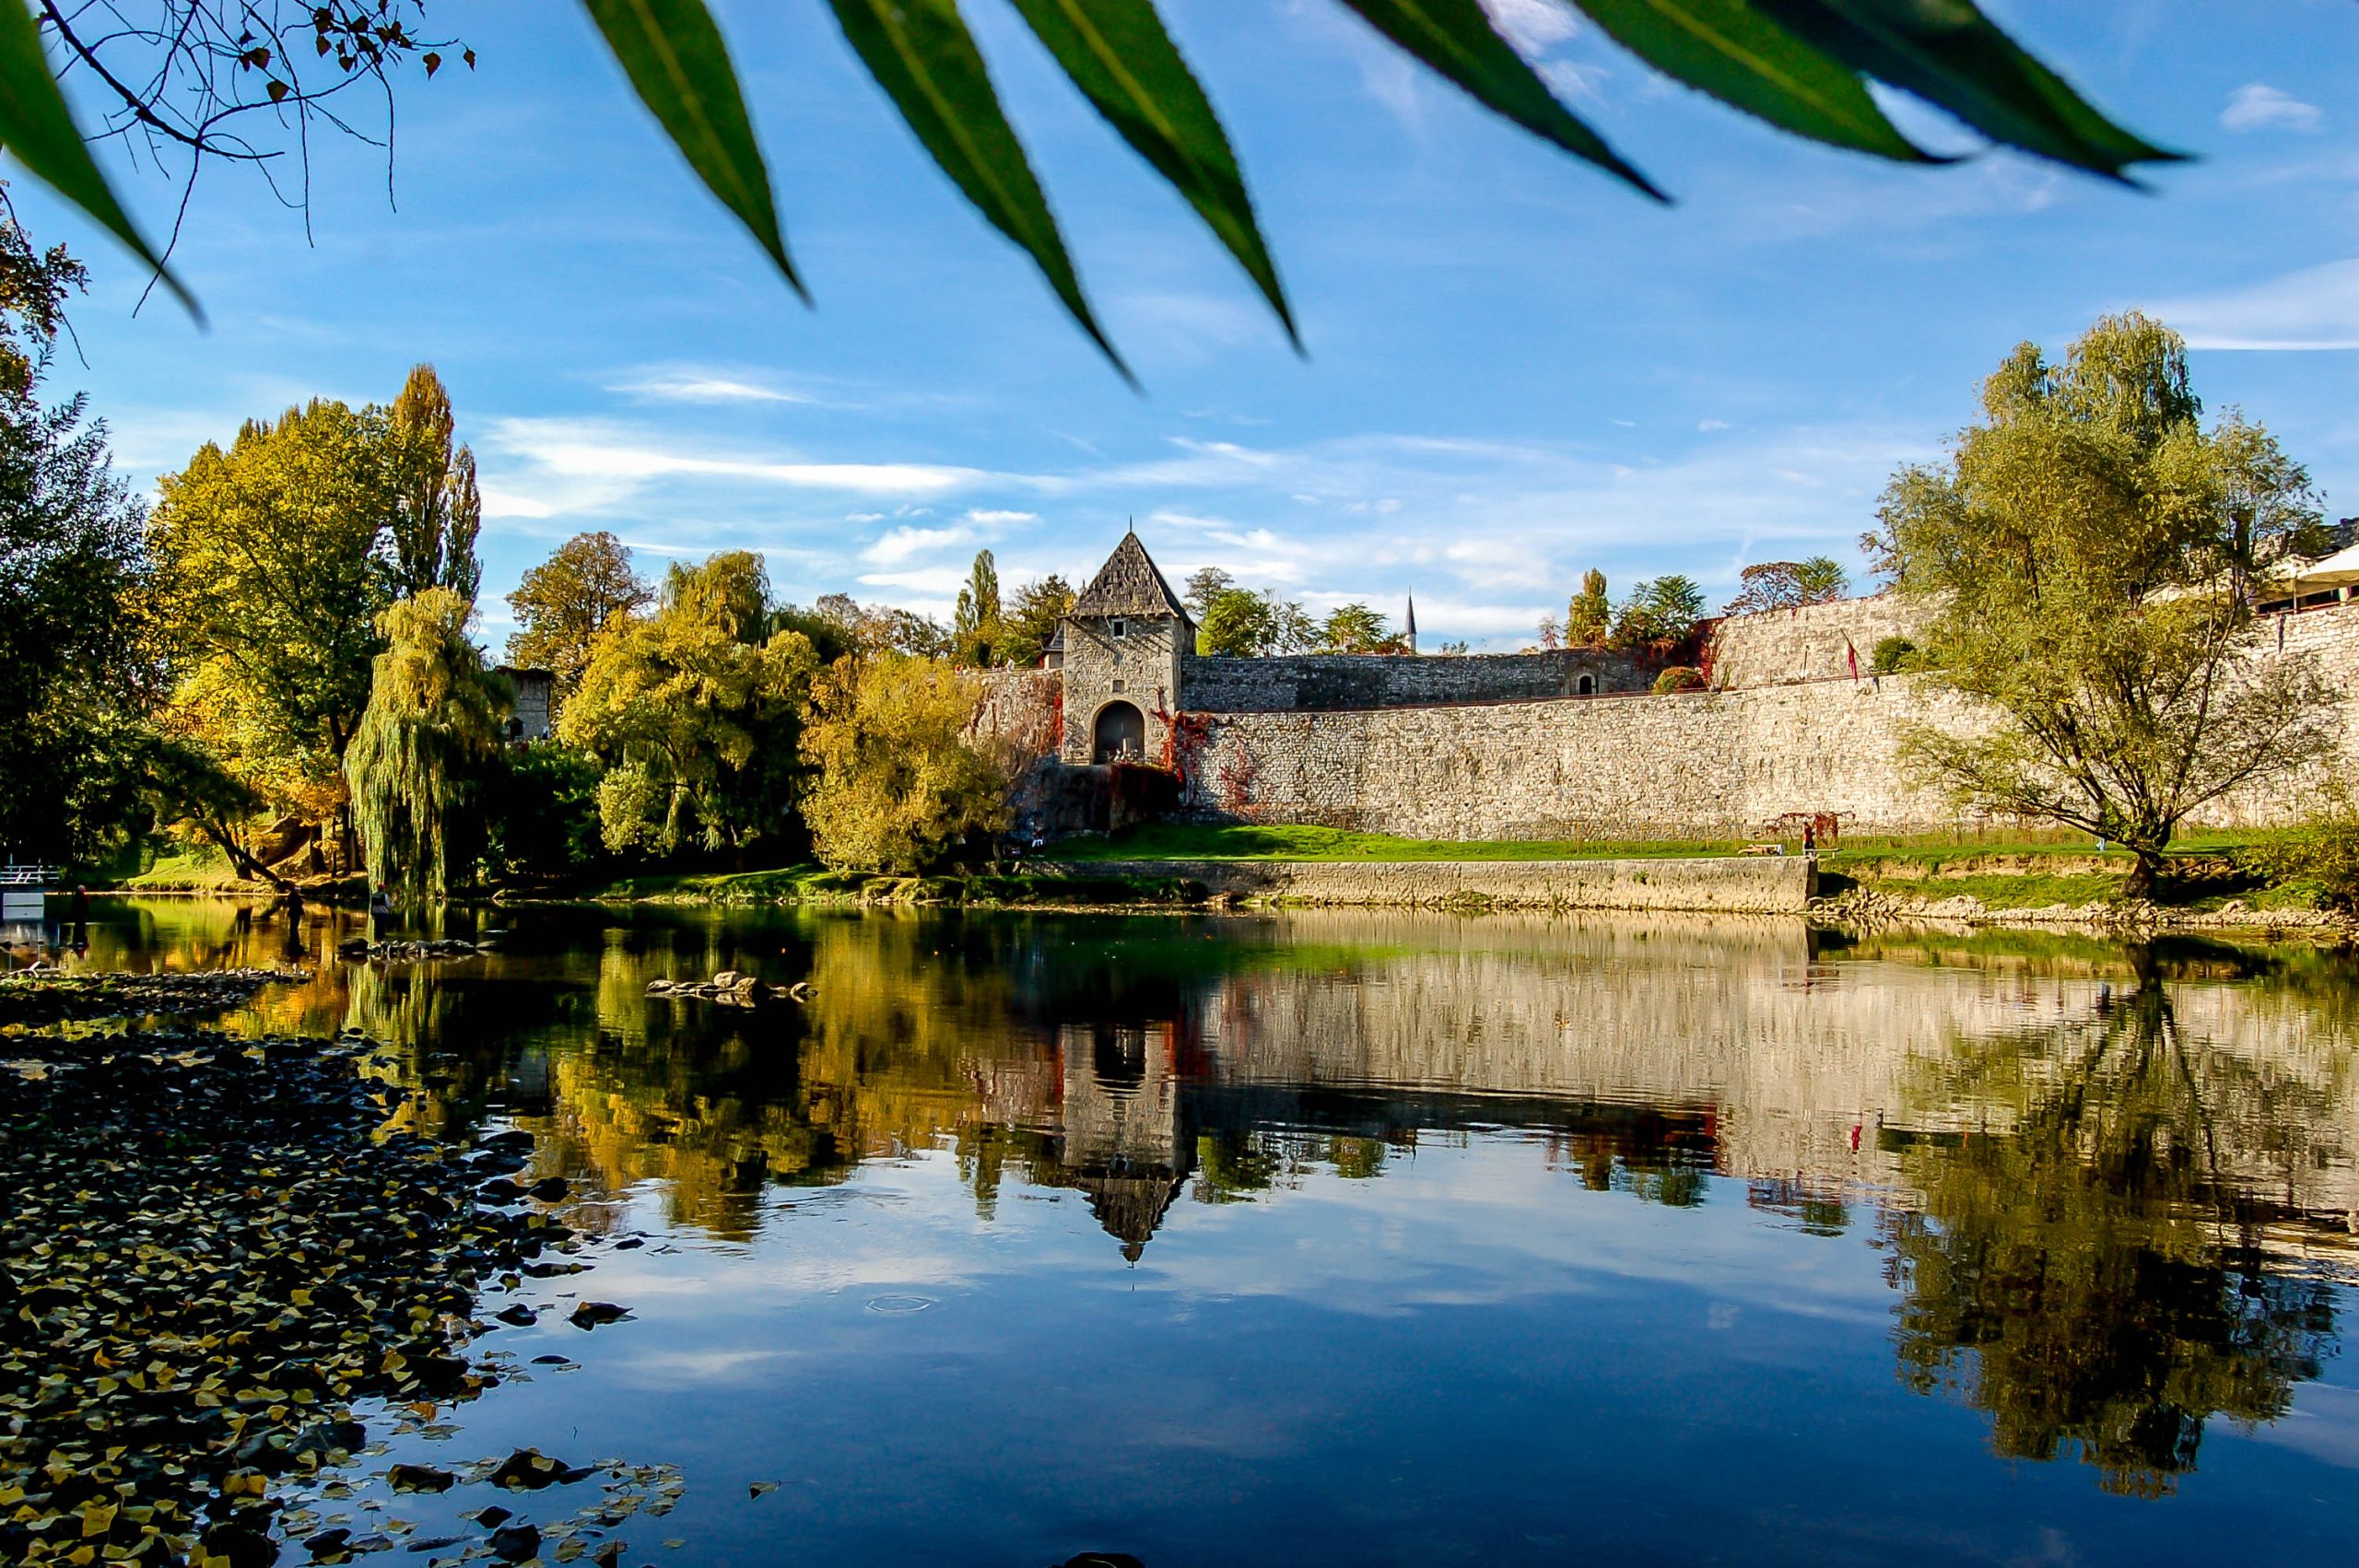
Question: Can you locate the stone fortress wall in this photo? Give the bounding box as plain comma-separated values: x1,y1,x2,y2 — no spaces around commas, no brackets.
969,531,2359,840
1165,597,2359,837
1186,647,1650,710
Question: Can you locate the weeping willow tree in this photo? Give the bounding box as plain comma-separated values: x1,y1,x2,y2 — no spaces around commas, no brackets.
344,588,510,904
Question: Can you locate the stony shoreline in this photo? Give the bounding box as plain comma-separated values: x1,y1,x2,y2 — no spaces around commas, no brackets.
0,1024,633,1566
1808,884,2358,940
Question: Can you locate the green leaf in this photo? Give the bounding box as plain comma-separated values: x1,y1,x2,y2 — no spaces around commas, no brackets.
581,0,801,295
0,0,196,317
826,0,1129,380
1748,0,2181,181
1336,0,1662,200
1570,0,1929,161
1007,0,1297,345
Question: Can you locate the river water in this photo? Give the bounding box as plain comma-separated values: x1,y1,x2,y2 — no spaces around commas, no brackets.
61,899,2359,1564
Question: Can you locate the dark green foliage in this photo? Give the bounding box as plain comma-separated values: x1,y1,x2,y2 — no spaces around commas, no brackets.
1613,574,1707,651
1652,665,1706,695
1878,313,2336,894
1000,574,1075,668
2229,823,2359,911
952,549,1003,667
483,745,610,883
1724,556,1849,615
1871,635,1923,674
0,215,159,865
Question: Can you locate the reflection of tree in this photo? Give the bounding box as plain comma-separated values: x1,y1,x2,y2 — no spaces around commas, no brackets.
1884,981,2340,1497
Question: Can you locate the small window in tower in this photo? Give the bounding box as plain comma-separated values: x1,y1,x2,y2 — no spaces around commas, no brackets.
1111,678,1127,694
1111,618,1127,639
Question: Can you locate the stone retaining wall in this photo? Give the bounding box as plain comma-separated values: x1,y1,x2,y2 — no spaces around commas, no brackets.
1176,675,1990,837
1075,856,1816,913
1183,647,1649,710
1708,595,1926,689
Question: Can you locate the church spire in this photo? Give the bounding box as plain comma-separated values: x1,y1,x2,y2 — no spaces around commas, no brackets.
1405,591,1417,655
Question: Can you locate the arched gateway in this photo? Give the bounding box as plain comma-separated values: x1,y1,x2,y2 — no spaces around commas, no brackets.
1093,700,1146,764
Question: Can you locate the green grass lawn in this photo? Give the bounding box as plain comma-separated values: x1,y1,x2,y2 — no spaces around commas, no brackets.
1045,823,1747,862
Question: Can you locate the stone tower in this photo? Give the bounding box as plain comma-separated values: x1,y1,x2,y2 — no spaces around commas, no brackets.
1060,530,1192,766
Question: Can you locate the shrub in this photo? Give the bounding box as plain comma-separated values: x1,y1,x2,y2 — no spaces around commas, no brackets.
2230,823,2359,909
1652,665,1706,695
801,652,1011,873
1871,636,1923,675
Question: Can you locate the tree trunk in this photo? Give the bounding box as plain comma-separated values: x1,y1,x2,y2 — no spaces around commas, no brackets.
197,817,295,895
2124,848,2163,901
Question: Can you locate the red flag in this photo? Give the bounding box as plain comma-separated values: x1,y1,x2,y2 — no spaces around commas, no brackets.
1846,638,1860,682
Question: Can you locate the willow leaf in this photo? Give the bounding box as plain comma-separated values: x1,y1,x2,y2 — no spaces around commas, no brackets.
827,0,1127,379
1009,0,1296,345
1338,0,1662,199
0,0,195,315
1750,0,2180,181
581,0,800,293
1571,0,1928,161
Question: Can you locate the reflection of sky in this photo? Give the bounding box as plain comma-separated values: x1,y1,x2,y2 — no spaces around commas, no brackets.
340,1138,2359,1568
65,899,2359,1562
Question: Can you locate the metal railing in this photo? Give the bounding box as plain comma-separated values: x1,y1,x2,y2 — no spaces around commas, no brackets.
0,865,62,887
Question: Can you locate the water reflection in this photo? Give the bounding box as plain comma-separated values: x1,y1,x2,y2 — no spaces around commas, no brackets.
1886,977,2344,1496
56,900,2359,1515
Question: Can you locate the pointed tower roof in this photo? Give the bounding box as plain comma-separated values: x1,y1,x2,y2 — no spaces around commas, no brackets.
1072,529,1191,624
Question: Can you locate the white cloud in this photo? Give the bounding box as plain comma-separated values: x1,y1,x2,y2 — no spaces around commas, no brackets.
962,508,1039,526
1697,419,1731,432
609,370,816,404
2150,258,2359,350
2221,83,2321,135
863,525,971,566
479,486,556,520
479,417,1000,514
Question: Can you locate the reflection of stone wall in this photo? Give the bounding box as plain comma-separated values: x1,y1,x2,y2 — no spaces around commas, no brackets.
1078,855,1816,913
1185,914,2359,1219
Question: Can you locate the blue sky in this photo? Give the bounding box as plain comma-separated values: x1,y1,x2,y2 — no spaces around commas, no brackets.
17,0,2359,649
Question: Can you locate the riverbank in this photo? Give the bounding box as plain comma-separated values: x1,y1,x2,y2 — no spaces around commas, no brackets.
0,1022,610,1566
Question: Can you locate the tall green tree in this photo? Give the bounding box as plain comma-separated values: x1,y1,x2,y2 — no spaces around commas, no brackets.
0,213,159,865
344,588,510,904
1565,569,1612,648
382,364,482,602
953,548,1003,667
1872,313,2335,895
1610,574,1707,651
1722,556,1849,615
1315,602,1402,655
1001,574,1075,668
1182,566,1235,621
504,530,653,706
1199,586,1312,658
150,398,393,823
560,552,819,858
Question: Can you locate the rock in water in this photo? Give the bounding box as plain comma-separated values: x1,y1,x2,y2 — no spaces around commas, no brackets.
489,1522,543,1562
388,1462,457,1492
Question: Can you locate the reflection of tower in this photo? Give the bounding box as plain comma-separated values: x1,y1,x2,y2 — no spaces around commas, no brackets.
1059,1020,1192,1260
